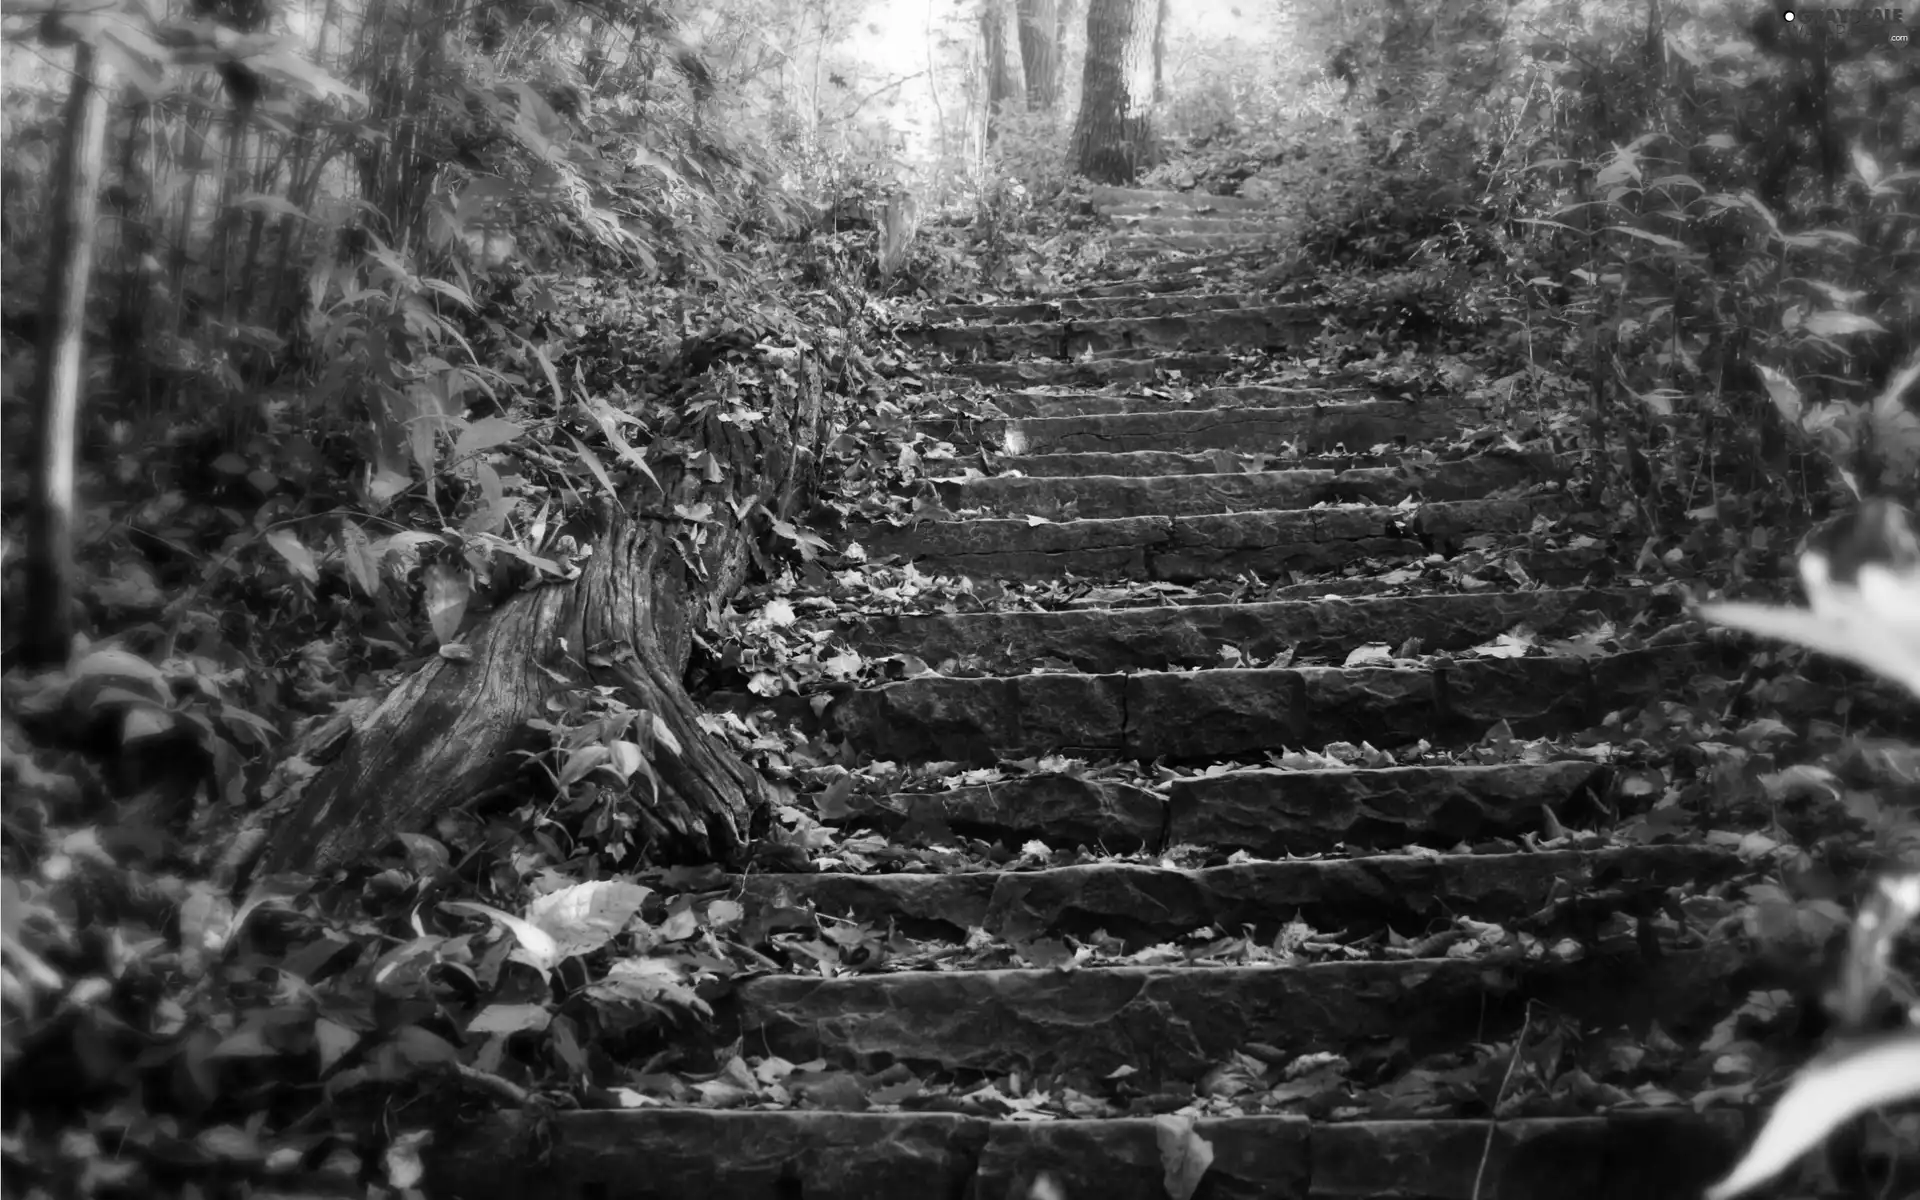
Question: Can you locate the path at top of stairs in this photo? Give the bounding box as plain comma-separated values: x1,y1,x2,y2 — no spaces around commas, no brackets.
432,188,1755,1200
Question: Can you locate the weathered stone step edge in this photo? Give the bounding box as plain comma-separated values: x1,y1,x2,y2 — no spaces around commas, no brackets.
733,845,1734,947
836,586,1660,675
732,951,1743,1083
908,303,1307,336
1069,260,1263,293
982,384,1378,418
1168,761,1621,857
926,291,1265,324
944,353,1239,386
431,1109,1747,1200
832,762,1610,855
937,454,1553,520
1115,214,1295,234
908,307,1318,360
827,646,1704,765
916,401,1482,457
1108,231,1284,254
1091,184,1276,212
856,497,1556,584
987,447,1429,478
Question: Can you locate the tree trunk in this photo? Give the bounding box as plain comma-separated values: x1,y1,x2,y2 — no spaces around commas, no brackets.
981,0,1028,143
253,355,835,876
1071,0,1163,184
21,39,114,668
1016,0,1062,110
1151,0,1167,104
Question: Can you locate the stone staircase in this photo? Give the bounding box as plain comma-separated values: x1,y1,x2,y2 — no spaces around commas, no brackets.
435,194,1757,1199
1088,186,1290,256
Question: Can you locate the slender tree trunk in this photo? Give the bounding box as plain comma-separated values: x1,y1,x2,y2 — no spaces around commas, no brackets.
1151,0,1167,104
1071,0,1163,184
21,40,114,668
1016,0,1062,110
981,0,1027,144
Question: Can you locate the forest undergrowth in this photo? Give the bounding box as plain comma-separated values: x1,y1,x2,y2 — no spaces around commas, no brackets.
3,0,1919,1196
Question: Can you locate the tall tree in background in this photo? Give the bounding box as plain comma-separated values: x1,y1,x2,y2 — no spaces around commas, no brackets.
981,0,1027,142
1071,0,1163,183
1151,0,1167,104
21,35,114,669
1016,0,1063,110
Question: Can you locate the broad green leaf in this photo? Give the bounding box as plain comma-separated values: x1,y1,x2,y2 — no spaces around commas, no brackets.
1706,1030,1920,1200
247,50,365,104
587,956,710,1015
533,344,567,406
566,433,621,507
585,398,662,494
234,192,312,221
1605,225,1691,253
1700,599,1920,697
179,883,236,978
391,1025,460,1067
1801,311,1886,338
120,703,178,744
466,1003,552,1036
648,712,683,757
558,743,612,788
1754,365,1803,426
73,648,170,699
464,460,509,536
524,880,651,960
1852,145,1883,189
608,739,645,781
340,521,381,596
441,900,561,973
314,1019,359,1074
424,563,471,646
453,416,526,462
266,528,319,584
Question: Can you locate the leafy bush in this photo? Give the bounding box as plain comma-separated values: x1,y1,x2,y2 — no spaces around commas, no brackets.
1699,491,1920,1199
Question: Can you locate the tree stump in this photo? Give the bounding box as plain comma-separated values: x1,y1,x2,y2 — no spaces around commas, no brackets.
254,350,835,875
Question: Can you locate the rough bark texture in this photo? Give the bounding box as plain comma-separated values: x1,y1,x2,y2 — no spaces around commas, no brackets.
1016,0,1062,110
255,357,833,875
1071,0,1163,184
981,0,1028,142
21,41,113,668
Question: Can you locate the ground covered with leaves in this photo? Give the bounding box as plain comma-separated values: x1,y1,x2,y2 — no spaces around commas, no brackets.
6,198,1918,1197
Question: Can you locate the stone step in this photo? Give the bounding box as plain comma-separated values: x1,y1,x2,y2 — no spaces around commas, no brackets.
1114,213,1294,235
1090,184,1274,212
431,1109,1747,1200
731,952,1740,1085
927,291,1264,324
944,353,1239,387
826,646,1700,764
1167,761,1612,855
992,448,1385,477
848,773,1169,852
916,401,1480,457
983,384,1377,418
908,306,1317,359
734,845,1731,948
1068,262,1261,293
833,760,1612,860
837,587,1655,674
938,453,1553,519
1107,230,1281,255
855,497,1554,583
